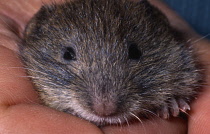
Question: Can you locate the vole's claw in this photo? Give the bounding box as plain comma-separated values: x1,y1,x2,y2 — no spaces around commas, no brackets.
178,99,191,112
159,98,190,119
170,98,179,117
158,105,169,119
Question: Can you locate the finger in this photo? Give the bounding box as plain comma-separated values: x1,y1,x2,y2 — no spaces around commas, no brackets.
0,46,103,133
0,0,103,133
102,117,187,134
0,104,102,134
148,1,210,133
188,39,210,134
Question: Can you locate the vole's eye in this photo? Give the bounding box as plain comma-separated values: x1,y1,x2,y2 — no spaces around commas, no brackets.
128,43,141,60
63,47,76,61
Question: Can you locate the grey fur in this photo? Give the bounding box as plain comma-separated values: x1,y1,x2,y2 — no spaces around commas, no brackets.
20,0,203,125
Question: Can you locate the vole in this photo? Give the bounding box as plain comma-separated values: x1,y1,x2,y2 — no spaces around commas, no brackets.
20,0,203,125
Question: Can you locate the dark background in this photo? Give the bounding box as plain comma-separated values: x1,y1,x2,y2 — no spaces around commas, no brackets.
163,0,210,39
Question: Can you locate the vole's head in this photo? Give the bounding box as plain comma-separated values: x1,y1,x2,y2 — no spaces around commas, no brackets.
21,0,202,125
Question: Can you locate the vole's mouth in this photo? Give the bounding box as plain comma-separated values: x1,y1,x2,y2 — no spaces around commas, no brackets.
78,111,129,125
67,101,129,125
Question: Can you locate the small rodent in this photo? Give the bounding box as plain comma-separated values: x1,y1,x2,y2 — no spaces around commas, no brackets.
20,0,203,125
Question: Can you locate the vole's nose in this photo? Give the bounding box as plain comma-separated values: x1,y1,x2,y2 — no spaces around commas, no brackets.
92,100,117,117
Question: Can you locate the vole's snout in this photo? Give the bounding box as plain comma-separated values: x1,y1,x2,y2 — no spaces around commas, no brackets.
83,73,123,117
92,100,117,117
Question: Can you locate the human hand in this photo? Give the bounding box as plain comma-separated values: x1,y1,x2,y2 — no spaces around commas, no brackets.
0,0,102,134
0,0,209,134
149,1,210,133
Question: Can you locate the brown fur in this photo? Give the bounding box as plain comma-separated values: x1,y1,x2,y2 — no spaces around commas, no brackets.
20,0,203,125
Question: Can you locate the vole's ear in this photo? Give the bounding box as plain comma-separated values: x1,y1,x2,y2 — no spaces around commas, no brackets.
129,0,169,27
24,5,54,37
123,0,172,47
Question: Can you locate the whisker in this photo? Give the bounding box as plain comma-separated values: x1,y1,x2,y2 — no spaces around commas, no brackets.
123,115,130,127
55,102,63,111
179,108,192,119
6,66,50,76
142,108,159,119
0,16,20,37
108,118,112,126
189,33,210,44
130,112,147,134
118,118,122,128
24,76,62,87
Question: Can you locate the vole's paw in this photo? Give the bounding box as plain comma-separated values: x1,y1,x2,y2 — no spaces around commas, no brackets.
158,98,190,119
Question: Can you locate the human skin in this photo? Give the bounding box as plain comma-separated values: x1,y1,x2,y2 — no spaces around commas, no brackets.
0,0,209,133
